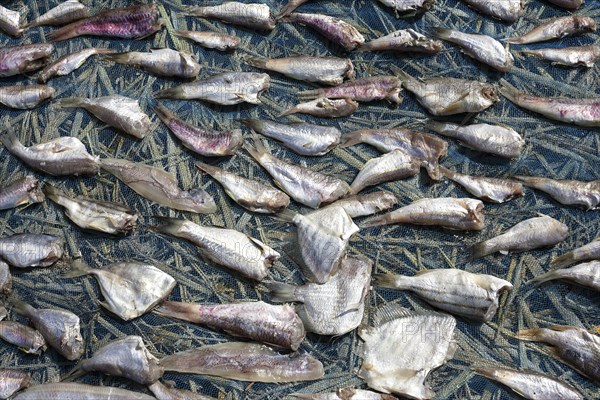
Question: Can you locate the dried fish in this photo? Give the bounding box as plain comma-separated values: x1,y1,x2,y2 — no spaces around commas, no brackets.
174,30,241,51
514,176,600,209
0,261,11,296
242,119,341,156
65,260,176,321
298,75,403,104
0,321,46,354
100,158,216,214
547,0,583,9
425,120,524,158
326,191,398,218
0,85,55,109
507,16,597,45
0,369,30,399
470,214,569,260
432,27,514,72
245,139,350,208
277,0,310,18
395,70,498,115
350,150,420,194
359,305,456,399
195,161,290,214
182,2,276,31
552,239,600,268
290,389,397,400
154,104,243,157
0,306,5,320
161,342,324,382
154,218,279,281
376,0,435,16
270,254,372,335
37,47,112,83
247,56,354,85
11,299,83,360
516,325,600,383
363,197,485,230
0,233,63,268
280,98,358,118
155,300,305,350
375,269,513,322
47,4,164,42
522,46,600,68
359,29,442,54
154,72,270,105
460,0,524,23
148,381,216,400
0,176,44,210
473,367,583,400
284,13,365,51
0,44,54,77
106,48,201,79
0,5,22,36
63,336,163,384
440,167,523,203
13,383,155,400
1,133,99,176
43,184,138,235
56,96,154,139
529,261,600,291
26,0,89,29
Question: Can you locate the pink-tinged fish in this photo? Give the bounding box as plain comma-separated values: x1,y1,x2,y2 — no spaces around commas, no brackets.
284,12,365,51
26,0,89,29
298,75,403,104
47,4,164,42
0,43,54,77
506,16,596,44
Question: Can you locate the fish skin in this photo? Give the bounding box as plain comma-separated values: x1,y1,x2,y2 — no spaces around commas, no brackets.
0,321,47,354
376,0,435,15
37,48,113,83
359,29,442,53
148,381,217,400
195,161,290,214
0,261,11,296
552,239,600,268
153,218,279,281
0,85,55,109
546,0,583,9
522,45,600,68
375,269,513,322
26,0,90,29
0,176,44,210
247,56,354,85
290,388,398,400
285,13,365,51
0,368,30,399
43,184,138,235
470,214,569,260
0,44,54,77
173,30,240,51
298,75,403,104
507,15,596,44
363,197,485,230
270,254,372,335
460,0,524,23
514,176,600,209
325,191,398,218
106,48,201,79
155,104,243,157
182,2,275,31
13,382,155,400
161,342,324,382
155,300,305,350
440,167,523,203
0,233,63,268
350,150,421,194
1,133,99,176
0,5,22,37
529,261,600,291
100,158,216,214
280,98,358,118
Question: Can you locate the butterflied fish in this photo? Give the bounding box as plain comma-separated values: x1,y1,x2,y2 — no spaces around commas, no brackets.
65,260,176,321
0,261,11,296
350,150,420,194
552,239,600,268
0,321,46,354
242,118,340,156
0,369,30,399
0,233,63,268
546,0,583,9
290,388,398,400
522,46,600,68
43,184,138,235
247,56,354,85
0,5,22,37
529,261,600,291
148,381,217,400
359,305,456,399
376,0,435,16
106,48,201,79
298,76,403,104
63,335,163,384
0,85,55,109
173,30,240,51
514,176,600,209
460,0,524,23
38,47,112,83
155,300,305,350
440,166,523,203
284,13,364,51
280,98,358,118
153,218,279,281
0,176,44,210
100,158,216,214
359,29,442,53
270,254,372,335
363,197,485,230
161,342,324,382
13,383,155,400
469,214,569,260
506,16,596,44
26,0,89,29
0,44,54,77
326,191,398,218
375,269,512,322
181,2,275,31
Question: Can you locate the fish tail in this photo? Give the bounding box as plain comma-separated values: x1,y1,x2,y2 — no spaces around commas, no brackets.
423,119,445,133
437,165,455,179
240,118,264,132
243,134,268,162
154,301,200,323
103,52,133,65
339,130,365,148
9,298,36,318
498,79,520,103
272,209,296,223
551,252,575,268
389,65,412,83
360,213,393,228
152,103,175,125
46,24,80,42
468,240,493,261
152,217,188,237
0,131,25,152
63,260,93,278
471,367,498,379
430,26,453,39
54,97,86,109
153,86,183,100
172,30,191,39
515,328,546,342
42,183,66,203
527,270,562,286
372,273,402,289
277,106,298,117
297,88,324,101
195,161,223,178
245,57,269,70
268,282,297,302
504,36,524,44
179,6,206,17
60,363,85,382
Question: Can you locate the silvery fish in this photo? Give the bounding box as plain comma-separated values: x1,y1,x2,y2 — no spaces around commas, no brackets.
359,305,456,399
56,96,154,139
280,98,358,118
507,16,596,44
245,139,350,208
547,0,583,9
0,369,30,399
473,367,583,400
106,48,201,79
0,261,11,296
425,120,524,158
26,1,89,29
552,239,600,268
350,150,420,194
359,29,442,54
13,383,155,400
154,72,270,105
277,0,310,18
1,133,100,176
0,44,54,77
460,0,524,23
242,118,341,156
0,233,63,268
66,260,176,321
270,254,372,335
470,214,569,260
43,184,138,235
174,30,241,51
0,5,22,36
529,261,600,291
514,176,600,209
37,47,112,83
0,85,55,109
363,197,485,230
161,342,324,382
376,0,435,16
341,128,448,180
326,191,398,218
432,27,514,72
516,325,600,383
0,321,46,354
195,161,290,214
154,218,280,281
154,104,243,157
11,299,84,360
284,13,365,51
522,46,600,68
0,176,44,210
181,2,276,31
155,300,305,350
396,70,498,115
290,389,398,400
100,158,217,214
440,166,523,203
63,336,163,384
148,381,216,400
247,56,354,85
375,269,513,322
298,75,403,104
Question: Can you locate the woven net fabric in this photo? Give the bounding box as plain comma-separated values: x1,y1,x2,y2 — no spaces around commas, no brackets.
0,0,599,399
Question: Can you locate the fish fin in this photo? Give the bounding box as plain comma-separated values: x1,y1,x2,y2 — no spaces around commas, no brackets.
337,303,361,317
152,103,174,124
372,303,445,327
243,133,269,161
9,298,36,317
498,79,520,103
389,65,412,83
63,260,93,278
235,92,260,104
245,57,269,69
42,183,66,202
60,363,85,381
527,270,561,286
268,282,298,302
178,6,204,17
548,325,579,332
152,217,187,236
153,86,182,100
441,92,471,114
504,36,525,44
194,161,220,178
430,26,453,39
54,97,86,109
468,240,492,261
372,273,401,289
278,106,298,117
46,25,80,42
550,252,575,268
515,328,545,341
103,52,132,65
154,301,199,323
239,118,262,131
272,208,296,223
297,88,323,101
339,130,364,148
0,131,25,152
